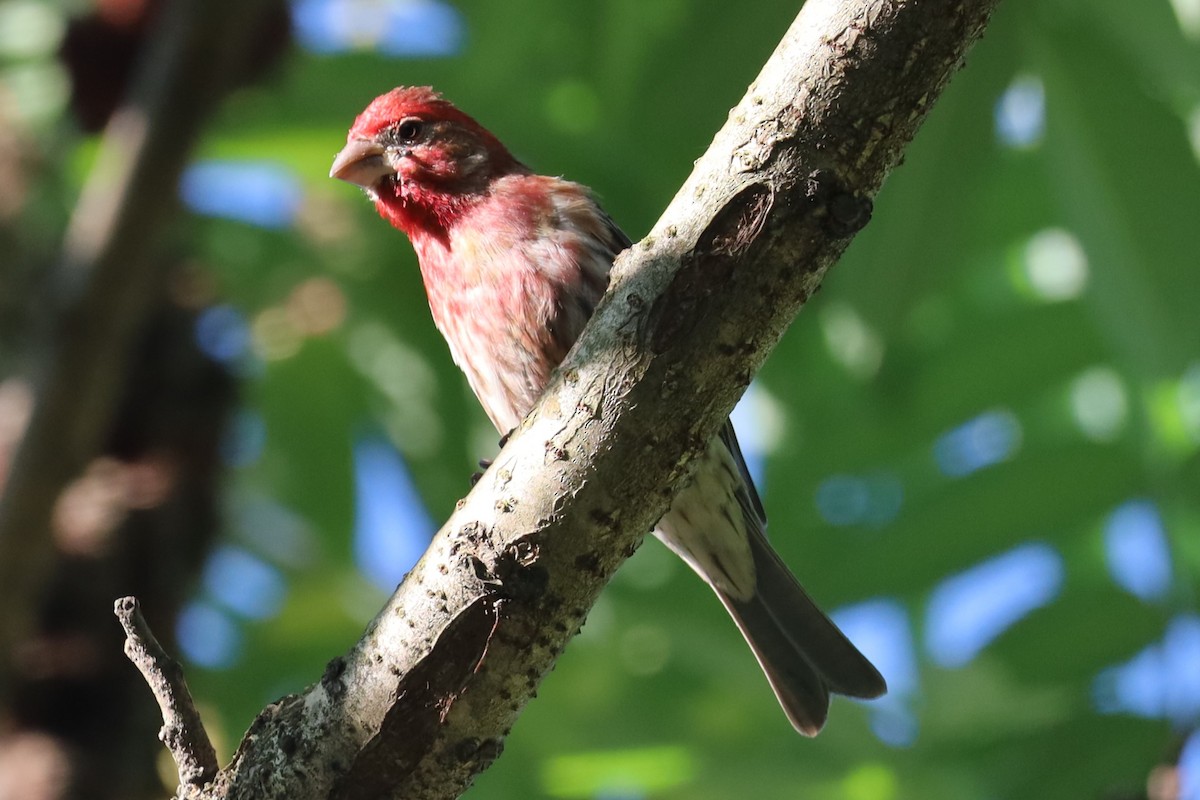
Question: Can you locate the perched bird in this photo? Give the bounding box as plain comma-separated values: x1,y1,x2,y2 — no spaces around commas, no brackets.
331,86,886,734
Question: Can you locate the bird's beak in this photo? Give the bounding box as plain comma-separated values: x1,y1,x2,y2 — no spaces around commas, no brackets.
330,138,392,188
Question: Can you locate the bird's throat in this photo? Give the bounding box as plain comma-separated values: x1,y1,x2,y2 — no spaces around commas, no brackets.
376,180,479,246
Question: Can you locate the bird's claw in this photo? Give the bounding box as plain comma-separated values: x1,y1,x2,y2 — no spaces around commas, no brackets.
470,457,493,487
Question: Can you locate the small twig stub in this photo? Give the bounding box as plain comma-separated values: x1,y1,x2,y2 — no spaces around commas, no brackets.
114,595,219,789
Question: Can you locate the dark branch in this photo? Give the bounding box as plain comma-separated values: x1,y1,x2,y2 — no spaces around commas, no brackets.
0,0,269,703
115,596,218,789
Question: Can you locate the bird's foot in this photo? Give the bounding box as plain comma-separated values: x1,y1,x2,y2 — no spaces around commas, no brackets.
470,458,493,487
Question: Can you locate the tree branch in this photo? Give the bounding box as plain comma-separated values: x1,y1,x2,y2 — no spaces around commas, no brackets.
115,596,219,791
0,0,268,702
147,1,1000,797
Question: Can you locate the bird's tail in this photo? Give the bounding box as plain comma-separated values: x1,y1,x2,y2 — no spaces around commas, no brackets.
714,531,886,736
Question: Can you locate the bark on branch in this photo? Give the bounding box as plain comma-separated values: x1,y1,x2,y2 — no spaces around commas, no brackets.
147,1,999,798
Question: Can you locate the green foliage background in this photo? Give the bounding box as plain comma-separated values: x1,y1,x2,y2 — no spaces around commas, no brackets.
15,0,1200,797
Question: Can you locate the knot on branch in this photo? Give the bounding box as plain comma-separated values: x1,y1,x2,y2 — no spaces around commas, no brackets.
804,169,873,237
469,539,547,604
649,182,774,354
332,598,498,800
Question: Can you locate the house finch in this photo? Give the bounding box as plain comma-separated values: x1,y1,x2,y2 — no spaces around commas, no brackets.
331,86,886,734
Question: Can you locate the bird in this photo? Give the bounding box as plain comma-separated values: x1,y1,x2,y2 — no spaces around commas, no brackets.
330,86,886,734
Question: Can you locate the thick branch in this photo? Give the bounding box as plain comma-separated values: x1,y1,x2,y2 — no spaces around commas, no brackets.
209,1,999,798
115,597,219,790
0,0,267,700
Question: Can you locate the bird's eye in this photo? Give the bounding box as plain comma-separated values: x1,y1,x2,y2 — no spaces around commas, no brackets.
395,119,424,143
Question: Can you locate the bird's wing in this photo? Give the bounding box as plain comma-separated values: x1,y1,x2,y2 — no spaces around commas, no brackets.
719,419,768,530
